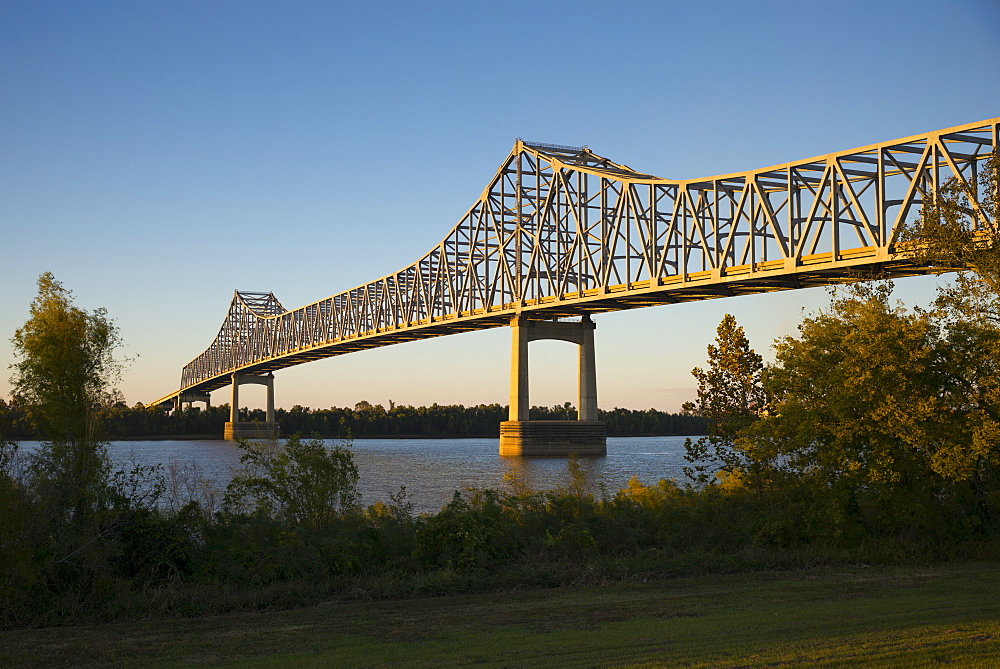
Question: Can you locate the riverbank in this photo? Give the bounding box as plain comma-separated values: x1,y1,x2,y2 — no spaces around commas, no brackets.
12,436,702,515
3,561,997,667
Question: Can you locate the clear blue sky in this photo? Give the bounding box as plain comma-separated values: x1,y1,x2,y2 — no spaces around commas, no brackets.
2,0,998,412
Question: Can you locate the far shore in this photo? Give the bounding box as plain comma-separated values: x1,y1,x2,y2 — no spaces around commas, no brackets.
15,432,701,442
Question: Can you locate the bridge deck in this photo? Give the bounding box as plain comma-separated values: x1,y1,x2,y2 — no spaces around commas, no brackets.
150,118,998,408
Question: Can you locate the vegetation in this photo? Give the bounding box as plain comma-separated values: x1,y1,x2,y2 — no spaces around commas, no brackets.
1,273,154,630
223,437,359,525
1,398,707,440
681,314,766,486
1,155,998,638
762,284,999,525
2,426,999,629
674,154,1000,545
3,563,999,667
7,272,126,519
899,150,1000,323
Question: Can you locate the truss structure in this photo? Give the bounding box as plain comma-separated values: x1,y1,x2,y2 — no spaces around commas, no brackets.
151,118,1000,406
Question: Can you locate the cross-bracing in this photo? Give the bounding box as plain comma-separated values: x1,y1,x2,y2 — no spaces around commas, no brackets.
150,119,999,451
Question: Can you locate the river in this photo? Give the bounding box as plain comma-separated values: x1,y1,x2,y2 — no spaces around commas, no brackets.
16,436,700,514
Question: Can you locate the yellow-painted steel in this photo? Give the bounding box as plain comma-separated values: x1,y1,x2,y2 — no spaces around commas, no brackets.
149,119,999,408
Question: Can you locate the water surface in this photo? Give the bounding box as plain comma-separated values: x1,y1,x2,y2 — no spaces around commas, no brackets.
19,436,698,514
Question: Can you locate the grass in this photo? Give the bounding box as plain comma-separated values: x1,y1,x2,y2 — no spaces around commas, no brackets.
2,561,999,667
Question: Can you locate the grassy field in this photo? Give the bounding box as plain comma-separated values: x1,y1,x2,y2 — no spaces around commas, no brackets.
3,562,999,667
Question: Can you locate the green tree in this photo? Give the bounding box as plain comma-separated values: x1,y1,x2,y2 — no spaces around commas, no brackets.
899,151,1000,322
9,272,125,518
755,284,937,499
895,150,1000,521
223,436,360,526
743,281,1000,534
10,273,124,440
683,314,767,486
2,274,157,625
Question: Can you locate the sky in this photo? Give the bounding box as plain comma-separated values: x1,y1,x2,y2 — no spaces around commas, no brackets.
1,0,998,413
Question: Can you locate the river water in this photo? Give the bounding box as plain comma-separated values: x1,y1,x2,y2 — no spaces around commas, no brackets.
17,436,699,514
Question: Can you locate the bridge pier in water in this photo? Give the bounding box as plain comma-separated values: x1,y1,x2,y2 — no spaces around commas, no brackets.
224,372,280,440
499,316,607,456
147,121,1000,449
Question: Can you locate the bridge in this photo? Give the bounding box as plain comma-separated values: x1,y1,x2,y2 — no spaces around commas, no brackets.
150,118,999,453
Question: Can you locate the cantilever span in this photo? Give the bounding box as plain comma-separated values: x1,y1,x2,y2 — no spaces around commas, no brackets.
150,119,1000,420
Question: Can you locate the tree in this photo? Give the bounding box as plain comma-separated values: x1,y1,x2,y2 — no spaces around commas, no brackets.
683,314,767,486
9,272,125,518
10,272,124,442
223,436,360,526
899,151,1000,323
742,281,1000,534
895,150,1000,522
754,284,937,485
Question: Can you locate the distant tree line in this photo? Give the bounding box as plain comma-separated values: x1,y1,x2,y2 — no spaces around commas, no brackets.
0,398,706,440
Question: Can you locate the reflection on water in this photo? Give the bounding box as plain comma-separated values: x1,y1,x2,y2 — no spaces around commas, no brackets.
18,436,698,514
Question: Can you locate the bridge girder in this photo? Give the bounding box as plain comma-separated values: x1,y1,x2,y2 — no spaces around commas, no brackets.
149,119,999,407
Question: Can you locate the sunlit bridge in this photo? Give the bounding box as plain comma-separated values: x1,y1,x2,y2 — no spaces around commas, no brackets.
150,118,1000,453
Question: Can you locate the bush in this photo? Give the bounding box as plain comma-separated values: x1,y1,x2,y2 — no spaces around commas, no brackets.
223,436,359,526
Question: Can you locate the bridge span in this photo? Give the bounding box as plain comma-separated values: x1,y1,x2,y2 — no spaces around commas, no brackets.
150,119,999,452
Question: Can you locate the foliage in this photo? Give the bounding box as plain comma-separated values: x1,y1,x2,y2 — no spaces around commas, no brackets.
680,267,1000,537
7,272,129,522
899,151,1000,323
10,272,124,443
747,283,934,529
741,281,1000,536
683,314,767,486
3,401,707,440
2,431,999,628
223,436,360,525
0,440,35,617
0,274,176,627
895,150,1000,503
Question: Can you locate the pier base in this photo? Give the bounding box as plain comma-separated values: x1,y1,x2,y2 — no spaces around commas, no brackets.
499,420,606,456
224,422,280,440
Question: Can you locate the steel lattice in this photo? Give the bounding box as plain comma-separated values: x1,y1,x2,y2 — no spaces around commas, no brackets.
151,119,1000,407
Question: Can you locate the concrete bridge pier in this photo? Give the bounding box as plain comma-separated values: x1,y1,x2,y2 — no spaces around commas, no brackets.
500,316,606,456
225,372,280,440
173,390,211,413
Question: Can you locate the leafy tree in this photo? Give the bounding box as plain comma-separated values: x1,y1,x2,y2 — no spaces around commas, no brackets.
754,284,936,507
683,314,767,486
10,273,124,441
9,272,125,519
739,281,1000,534
894,150,1000,521
2,274,166,624
928,316,1000,486
223,436,360,526
899,151,1000,322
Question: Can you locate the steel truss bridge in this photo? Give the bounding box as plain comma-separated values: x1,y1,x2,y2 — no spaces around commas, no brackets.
151,119,1000,411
